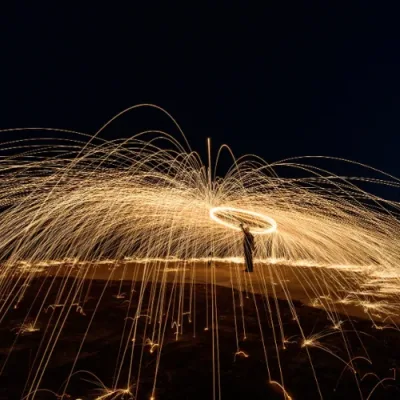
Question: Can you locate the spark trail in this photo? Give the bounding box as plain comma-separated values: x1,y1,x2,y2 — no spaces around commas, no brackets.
0,104,399,399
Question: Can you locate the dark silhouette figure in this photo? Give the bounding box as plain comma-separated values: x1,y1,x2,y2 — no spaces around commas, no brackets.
207,251,213,268
240,223,255,272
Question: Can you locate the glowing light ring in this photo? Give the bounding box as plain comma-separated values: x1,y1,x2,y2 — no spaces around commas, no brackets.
209,206,277,235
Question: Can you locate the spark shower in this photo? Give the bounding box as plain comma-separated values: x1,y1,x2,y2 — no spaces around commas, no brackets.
0,105,399,399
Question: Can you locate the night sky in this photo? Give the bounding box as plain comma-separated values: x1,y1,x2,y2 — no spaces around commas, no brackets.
1,4,400,184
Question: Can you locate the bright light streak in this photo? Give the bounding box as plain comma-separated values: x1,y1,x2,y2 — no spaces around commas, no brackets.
209,206,277,235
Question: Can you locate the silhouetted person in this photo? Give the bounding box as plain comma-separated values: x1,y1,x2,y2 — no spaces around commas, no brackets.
240,223,255,272
207,251,213,268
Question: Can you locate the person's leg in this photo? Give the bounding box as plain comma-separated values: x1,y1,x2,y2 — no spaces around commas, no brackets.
244,251,252,272
247,252,254,272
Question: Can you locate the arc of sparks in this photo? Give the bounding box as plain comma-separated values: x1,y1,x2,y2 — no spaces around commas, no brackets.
209,206,277,235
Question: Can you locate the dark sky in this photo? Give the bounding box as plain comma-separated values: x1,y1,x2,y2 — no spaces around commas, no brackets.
1,3,400,183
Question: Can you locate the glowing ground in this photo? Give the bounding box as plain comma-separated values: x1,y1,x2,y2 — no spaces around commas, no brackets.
35,259,400,325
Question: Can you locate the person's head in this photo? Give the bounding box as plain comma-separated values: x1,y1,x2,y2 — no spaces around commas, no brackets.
243,225,250,233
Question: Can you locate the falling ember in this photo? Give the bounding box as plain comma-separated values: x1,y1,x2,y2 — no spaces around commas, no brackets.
302,338,315,348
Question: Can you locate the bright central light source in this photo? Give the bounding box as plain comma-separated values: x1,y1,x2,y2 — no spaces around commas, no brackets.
209,206,277,235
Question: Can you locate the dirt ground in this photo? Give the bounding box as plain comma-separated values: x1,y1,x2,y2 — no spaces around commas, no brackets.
0,267,399,399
